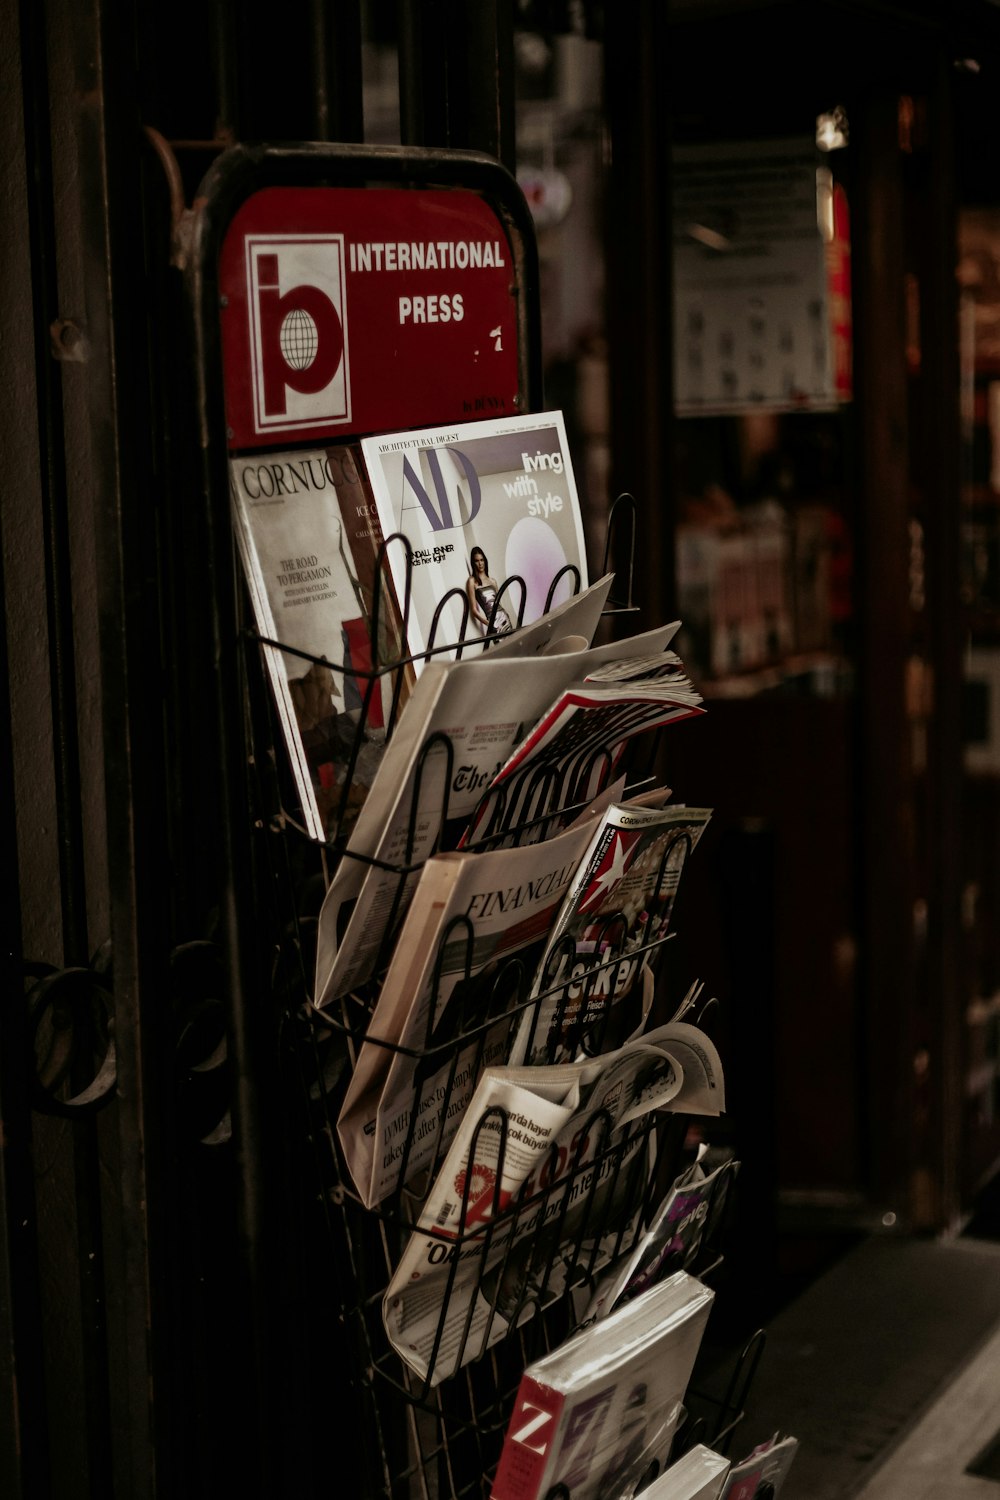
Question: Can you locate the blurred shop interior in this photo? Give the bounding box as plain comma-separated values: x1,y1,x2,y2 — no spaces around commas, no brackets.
499,0,1000,1315
8,0,1000,1497
525,1,1000,1282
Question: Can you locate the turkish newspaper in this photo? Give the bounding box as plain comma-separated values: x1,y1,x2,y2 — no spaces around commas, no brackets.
382,1019,725,1385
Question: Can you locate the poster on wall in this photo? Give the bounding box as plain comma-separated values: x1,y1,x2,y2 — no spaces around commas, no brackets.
673,136,851,415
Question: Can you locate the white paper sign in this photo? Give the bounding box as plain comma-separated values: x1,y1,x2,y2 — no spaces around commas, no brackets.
673,137,836,414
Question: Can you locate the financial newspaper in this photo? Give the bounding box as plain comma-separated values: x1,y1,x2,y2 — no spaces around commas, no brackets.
336,782,632,1209
382,1019,725,1385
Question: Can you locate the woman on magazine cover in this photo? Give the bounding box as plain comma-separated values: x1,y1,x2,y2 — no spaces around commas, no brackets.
466,545,513,644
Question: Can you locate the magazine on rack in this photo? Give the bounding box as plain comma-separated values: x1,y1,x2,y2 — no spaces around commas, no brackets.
230,444,410,841
642,1443,731,1500
582,1145,740,1324
359,411,588,673
489,1271,715,1500
721,1434,799,1499
336,780,637,1210
511,800,713,1066
382,1019,725,1385
312,608,684,1007
463,654,704,850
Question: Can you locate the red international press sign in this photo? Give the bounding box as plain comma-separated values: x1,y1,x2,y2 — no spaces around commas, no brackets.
218,186,522,449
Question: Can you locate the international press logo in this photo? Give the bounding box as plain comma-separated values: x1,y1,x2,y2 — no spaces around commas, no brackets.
245,234,351,434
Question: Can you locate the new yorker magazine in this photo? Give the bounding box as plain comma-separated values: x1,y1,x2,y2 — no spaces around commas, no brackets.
360,411,589,673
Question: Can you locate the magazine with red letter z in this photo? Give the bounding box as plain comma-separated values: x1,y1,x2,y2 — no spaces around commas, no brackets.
490,1271,714,1500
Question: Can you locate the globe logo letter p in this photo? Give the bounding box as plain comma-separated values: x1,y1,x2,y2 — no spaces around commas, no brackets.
256,253,345,418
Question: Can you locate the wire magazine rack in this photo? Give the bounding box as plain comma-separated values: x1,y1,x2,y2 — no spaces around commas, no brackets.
173,139,766,1500
235,502,765,1500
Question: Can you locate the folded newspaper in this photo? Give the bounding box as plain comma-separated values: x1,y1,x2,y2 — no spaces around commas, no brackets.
463,654,704,850
313,604,683,1006
382,1019,725,1385
510,799,713,1066
336,780,636,1209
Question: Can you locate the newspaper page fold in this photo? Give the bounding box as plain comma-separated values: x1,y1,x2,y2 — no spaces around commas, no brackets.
313,609,682,1006
337,787,629,1209
511,802,713,1066
382,1019,724,1385
463,658,704,849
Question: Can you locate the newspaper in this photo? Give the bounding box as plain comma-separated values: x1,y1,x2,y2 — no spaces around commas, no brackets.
463,657,704,849
382,1019,725,1385
510,801,713,1066
336,783,631,1210
313,606,683,1006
